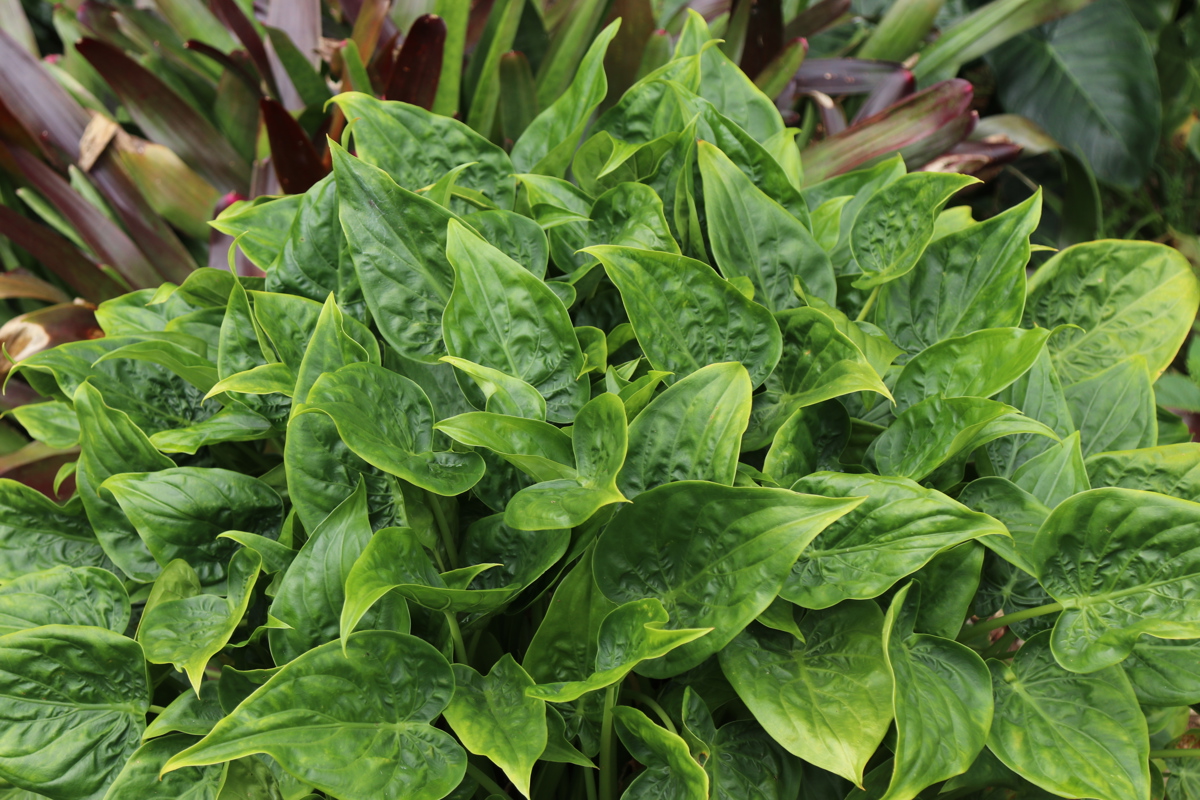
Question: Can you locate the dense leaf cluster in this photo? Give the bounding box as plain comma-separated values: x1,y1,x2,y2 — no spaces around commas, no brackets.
3,12,1200,800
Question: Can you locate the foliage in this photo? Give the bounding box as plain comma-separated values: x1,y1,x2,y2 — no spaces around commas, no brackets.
1,10,1198,800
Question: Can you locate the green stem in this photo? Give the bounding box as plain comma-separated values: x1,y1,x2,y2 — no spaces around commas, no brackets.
625,690,676,735
1153,749,1200,759
959,603,1063,643
856,286,881,322
599,685,618,800
584,764,598,800
148,704,167,715
466,763,511,798
428,491,458,569
444,611,469,665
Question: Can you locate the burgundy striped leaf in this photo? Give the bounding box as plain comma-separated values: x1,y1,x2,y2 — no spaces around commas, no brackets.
210,0,281,99
77,37,250,192
792,58,907,96
740,0,784,80
260,98,327,194
801,78,974,185
784,0,850,39
0,199,125,301
0,28,91,166
10,147,162,289
384,14,446,109
851,67,916,124
0,269,70,304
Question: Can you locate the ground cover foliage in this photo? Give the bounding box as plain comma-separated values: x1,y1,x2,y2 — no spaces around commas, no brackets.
4,10,1200,800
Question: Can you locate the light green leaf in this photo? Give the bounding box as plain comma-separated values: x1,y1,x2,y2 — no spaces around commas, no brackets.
102,734,225,800
1034,487,1200,673
618,362,752,498
745,308,892,450
0,566,128,635
720,603,893,785
143,682,223,739
0,480,107,579
850,172,979,290
1085,443,1200,499
1122,636,1200,706
891,326,1058,413
780,472,1006,609
987,631,1148,800
297,362,485,496
1025,240,1199,384
148,404,275,455
444,219,588,422
983,349,1076,477
462,210,548,279
164,631,466,800
435,412,575,483
100,467,282,586
439,356,548,421
444,655,545,799
1064,356,1157,458
872,397,1059,482
698,140,834,309
762,402,851,487
140,548,262,693
877,191,1041,353
207,363,295,399
593,481,862,677
877,583,992,800
614,706,709,799
1011,431,1090,508
0,625,148,800
587,245,782,389
7,401,79,448
504,392,628,530
525,598,710,702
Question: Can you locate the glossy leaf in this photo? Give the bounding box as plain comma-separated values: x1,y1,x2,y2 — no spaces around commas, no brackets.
1122,636,1200,706
0,566,128,635
1010,431,1090,508
589,245,782,388
0,479,106,579
720,603,892,785
1025,240,1199,384
102,733,225,800
298,362,485,496
618,362,752,498
614,706,709,799
780,472,1006,609
1033,488,1200,673
987,632,1149,800
0,625,148,800
1063,356,1157,458
593,481,861,676
165,632,466,800
1085,444,1200,499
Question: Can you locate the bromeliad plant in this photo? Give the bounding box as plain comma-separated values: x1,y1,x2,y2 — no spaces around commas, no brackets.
4,10,1200,800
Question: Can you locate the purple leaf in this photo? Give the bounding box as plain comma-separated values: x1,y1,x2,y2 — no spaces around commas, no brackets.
260,98,327,194
384,14,447,109
852,67,915,124
784,0,850,39
0,198,124,301
791,58,907,96
210,0,281,99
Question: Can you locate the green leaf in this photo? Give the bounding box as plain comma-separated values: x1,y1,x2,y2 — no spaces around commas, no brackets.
444,655,546,798
445,219,588,422
331,143,456,362
211,196,303,271
1033,487,1200,673
148,404,275,455
1010,431,1090,508
987,0,1160,187
7,400,79,448
614,706,709,799
436,412,574,482
1122,636,1200,706
164,631,466,800
877,583,992,800
74,381,174,582
0,625,148,800
526,598,710,702
523,548,618,686
987,631,1149,800
719,603,893,785
504,392,628,530
0,566,127,635
298,362,485,496
704,719,803,800
101,468,283,587
140,548,262,693
331,92,515,211
779,472,1006,609
1025,240,1199,384
1064,356,1157,458
891,327,1058,414
1085,444,1200,499
746,308,892,450
957,476,1049,578
588,245,782,388
207,363,295,399
439,356,547,420
593,481,862,677
762,402,850,486
0,480,107,579
143,681,224,739
618,362,752,498
511,20,620,177
850,172,979,290
102,733,226,800
674,10,783,144
462,210,548,279
698,140,834,309
877,191,1041,353
872,397,1059,482
95,339,219,395
983,349,1076,478
268,483,400,664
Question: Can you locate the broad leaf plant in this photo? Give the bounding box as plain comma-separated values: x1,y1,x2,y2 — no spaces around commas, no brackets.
3,12,1200,800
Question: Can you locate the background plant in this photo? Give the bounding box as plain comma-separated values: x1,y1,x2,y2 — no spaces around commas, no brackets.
1,9,1200,800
